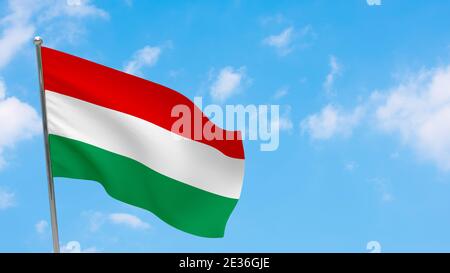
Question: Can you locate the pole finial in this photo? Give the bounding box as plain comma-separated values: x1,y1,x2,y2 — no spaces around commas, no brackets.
34,36,43,46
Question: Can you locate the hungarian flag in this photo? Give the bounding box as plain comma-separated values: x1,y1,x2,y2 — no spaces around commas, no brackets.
41,47,245,238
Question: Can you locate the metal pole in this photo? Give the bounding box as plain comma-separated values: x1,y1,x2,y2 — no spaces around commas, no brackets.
34,36,60,253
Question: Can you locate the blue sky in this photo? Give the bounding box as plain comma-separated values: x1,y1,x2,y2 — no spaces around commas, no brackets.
1,0,450,252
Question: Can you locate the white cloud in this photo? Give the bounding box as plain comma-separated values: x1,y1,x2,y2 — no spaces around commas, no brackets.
263,27,294,55
0,0,36,69
40,0,109,46
273,86,289,100
0,188,15,209
375,65,450,170
345,161,358,171
108,213,150,230
67,0,83,6
0,79,41,170
301,104,364,140
61,241,98,253
210,66,247,102
35,220,48,234
260,13,286,26
124,46,162,76
168,69,183,79
0,80,5,100
367,0,382,6
82,210,106,232
0,0,108,69
390,152,400,159
277,117,294,132
272,105,293,132
83,211,150,231
41,0,108,21
323,55,341,96
303,63,450,171
263,25,314,56
0,23,34,69
123,0,133,7
370,178,394,203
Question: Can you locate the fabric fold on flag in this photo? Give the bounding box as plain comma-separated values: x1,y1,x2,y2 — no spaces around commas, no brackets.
41,47,245,238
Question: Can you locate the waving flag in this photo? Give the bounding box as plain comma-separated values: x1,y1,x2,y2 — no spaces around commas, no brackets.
41,47,245,238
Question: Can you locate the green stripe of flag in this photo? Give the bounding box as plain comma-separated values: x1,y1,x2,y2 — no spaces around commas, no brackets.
49,134,239,238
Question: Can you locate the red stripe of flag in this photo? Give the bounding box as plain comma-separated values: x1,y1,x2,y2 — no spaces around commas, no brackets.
41,47,244,159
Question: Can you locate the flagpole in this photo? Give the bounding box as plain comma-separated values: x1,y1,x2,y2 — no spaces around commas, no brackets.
34,36,60,253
